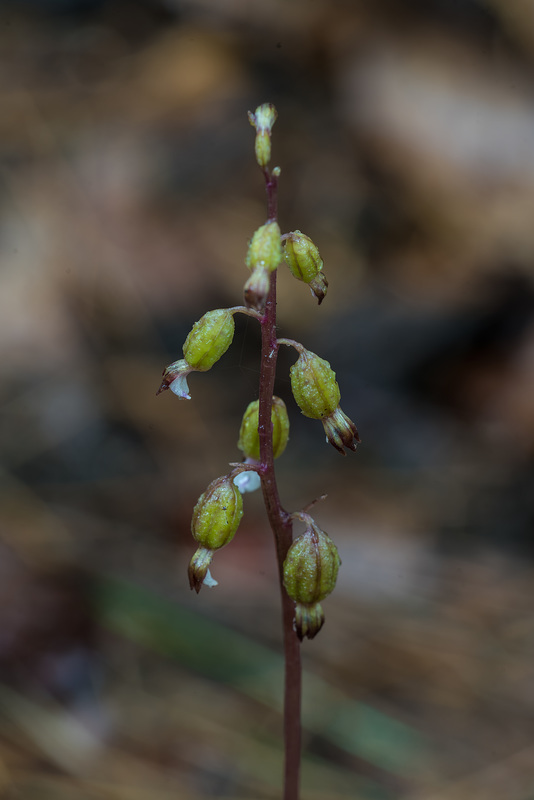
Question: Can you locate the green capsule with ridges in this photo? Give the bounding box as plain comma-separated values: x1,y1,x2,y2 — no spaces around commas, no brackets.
289,349,340,420
191,474,243,551
283,525,341,640
283,231,328,304
238,396,290,461
245,222,282,274
283,527,340,605
284,231,323,282
183,309,235,371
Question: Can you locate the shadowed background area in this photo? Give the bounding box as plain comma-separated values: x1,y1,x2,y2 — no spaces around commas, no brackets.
1,1,534,798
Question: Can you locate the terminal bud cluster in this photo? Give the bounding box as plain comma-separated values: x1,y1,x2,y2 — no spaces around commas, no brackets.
248,103,277,168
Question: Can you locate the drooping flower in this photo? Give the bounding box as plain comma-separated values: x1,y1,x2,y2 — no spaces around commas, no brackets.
283,521,341,640
188,474,244,593
289,347,359,454
157,309,235,398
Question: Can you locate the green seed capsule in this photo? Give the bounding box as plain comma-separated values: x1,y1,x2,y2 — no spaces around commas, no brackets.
183,309,235,371
238,397,290,461
245,222,282,274
283,232,328,304
289,349,340,420
191,475,243,551
283,527,340,605
284,231,323,282
283,525,341,640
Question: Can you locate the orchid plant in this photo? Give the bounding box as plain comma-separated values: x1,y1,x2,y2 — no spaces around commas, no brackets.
158,103,359,800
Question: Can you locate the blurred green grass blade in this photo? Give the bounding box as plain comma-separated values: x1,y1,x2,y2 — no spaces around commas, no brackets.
94,573,278,682
94,574,431,781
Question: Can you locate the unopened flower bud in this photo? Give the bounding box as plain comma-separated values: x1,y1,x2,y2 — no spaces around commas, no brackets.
238,397,290,461
245,222,282,273
255,131,271,168
283,523,341,640
283,231,328,304
156,358,192,398
248,103,278,135
290,349,340,420
323,406,360,455
189,474,243,592
183,309,235,371
248,103,277,167
244,265,271,311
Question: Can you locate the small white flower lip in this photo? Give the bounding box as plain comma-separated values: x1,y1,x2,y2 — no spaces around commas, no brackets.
203,569,218,588
169,374,191,399
233,470,261,494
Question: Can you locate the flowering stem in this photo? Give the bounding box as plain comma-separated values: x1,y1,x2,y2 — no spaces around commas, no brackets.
263,166,279,222
258,170,301,800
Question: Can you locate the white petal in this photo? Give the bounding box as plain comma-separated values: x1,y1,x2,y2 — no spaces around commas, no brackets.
169,374,191,399
233,471,261,494
203,569,218,588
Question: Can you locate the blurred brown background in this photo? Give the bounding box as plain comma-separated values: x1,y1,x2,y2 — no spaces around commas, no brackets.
1,0,534,798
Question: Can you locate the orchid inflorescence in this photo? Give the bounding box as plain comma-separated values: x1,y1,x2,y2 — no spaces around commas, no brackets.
158,103,359,641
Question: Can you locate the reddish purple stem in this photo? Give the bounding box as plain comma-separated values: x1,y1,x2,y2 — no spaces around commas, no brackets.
258,168,301,800
263,166,279,222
